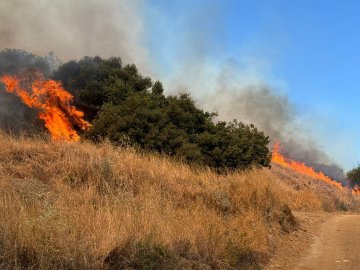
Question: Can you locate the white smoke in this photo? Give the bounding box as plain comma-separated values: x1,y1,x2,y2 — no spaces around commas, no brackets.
0,0,356,177
0,0,150,73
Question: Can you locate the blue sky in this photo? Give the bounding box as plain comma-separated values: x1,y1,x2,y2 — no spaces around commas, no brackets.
145,0,360,110
142,0,360,169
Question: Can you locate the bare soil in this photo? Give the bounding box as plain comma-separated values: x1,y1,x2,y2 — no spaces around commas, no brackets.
264,212,360,270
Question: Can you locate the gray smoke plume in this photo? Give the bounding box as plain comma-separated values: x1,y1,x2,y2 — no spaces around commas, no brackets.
0,0,350,183
0,0,149,131
150,3,349,184
196,78,348,185
0,49,54,131
0,0,149,73
163,64,348,183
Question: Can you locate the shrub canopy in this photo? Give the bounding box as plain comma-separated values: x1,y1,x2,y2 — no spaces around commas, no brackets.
52,56,272,170
346,165,360,182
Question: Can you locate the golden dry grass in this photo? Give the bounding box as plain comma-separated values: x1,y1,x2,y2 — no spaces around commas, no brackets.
0,130,359,269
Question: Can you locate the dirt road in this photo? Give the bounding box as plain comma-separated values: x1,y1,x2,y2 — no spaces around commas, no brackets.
265,213,360,270
295,214,360,270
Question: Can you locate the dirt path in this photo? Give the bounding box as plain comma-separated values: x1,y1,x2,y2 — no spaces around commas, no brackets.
295,214,360,270
265,212,360,270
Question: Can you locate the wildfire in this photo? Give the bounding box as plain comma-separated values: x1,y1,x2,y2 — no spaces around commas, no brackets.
0,71,91,141
272,142,360,194
352,185,360,195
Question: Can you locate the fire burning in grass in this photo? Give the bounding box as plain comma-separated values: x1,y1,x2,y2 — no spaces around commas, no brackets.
272,142,360,194
0,71,90,141
2,70,360,195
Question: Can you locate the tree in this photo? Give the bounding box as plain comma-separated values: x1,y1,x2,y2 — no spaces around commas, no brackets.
54,56,272,171
346,164,360,182
51,57,153,122
196,121,271,170
0,49,51,76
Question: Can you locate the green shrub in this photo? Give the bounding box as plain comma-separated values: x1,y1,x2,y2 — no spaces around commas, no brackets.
104,234,178,270
334,198,348,212
53,56,272,171
346,164,360,182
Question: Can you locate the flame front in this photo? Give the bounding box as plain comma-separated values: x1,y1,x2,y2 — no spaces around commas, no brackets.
272,142,360,194
0,71,91,141
352,185,360,195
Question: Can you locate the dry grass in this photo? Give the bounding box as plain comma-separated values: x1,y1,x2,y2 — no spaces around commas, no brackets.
0,130,359,269
269,163,360,212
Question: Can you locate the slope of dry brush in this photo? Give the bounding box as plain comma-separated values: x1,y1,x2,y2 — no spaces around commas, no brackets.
0,131,359,269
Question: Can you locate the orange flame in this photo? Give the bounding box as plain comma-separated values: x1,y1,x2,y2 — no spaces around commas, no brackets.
271,142,359,193
352,185,360,195
0,71,91,141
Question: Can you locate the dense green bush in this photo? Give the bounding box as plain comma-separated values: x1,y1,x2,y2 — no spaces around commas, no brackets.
51,57,152,122
346,164,360,182
52,56,272,170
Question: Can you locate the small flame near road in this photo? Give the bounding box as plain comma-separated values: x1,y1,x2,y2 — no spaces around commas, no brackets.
272,142,360,194
0,71,91,141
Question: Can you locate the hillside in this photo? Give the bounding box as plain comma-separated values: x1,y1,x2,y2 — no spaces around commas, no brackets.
0,131,359,269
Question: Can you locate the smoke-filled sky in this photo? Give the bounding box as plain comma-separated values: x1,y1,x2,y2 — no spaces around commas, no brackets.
1,0,359,171
146,0,360,171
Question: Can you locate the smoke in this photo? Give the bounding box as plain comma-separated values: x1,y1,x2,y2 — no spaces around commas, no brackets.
0,1,350,182
0,0,149,73
148,3,349,183
199,81,348,184
159,49,348,182
0,49,51,131
163,59,348,183
0,0,149,130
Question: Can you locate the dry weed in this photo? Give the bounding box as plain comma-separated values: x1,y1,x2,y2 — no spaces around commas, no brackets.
0,130,359,269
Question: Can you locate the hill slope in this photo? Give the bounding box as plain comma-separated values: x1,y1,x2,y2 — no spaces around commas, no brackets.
0,131,359,269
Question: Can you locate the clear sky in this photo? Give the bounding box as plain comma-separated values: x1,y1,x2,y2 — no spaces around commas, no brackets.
141,0,360,170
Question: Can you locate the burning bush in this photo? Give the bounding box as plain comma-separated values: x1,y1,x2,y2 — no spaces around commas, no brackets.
0,71,91,141
0,49,58,131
